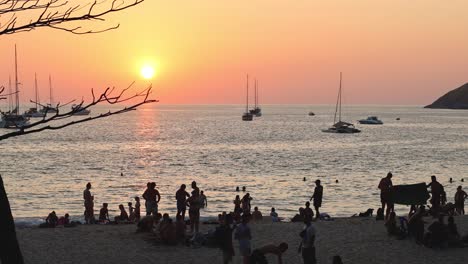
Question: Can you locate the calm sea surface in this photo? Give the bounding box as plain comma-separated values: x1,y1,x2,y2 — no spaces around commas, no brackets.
1,104,468,225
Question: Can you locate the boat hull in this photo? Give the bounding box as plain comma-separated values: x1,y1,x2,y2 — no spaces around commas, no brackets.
358,120,383,125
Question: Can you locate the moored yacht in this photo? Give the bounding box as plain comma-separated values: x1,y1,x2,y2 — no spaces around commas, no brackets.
358,116,383,125
322,72,360,134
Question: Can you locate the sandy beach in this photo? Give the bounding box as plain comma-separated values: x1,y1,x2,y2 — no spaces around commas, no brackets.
17,215,468,264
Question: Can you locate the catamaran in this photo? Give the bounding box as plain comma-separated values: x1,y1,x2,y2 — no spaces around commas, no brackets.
249,79,262,117
322,72,360,133
242,75,253,121
0,45,30,128
24,73,46,118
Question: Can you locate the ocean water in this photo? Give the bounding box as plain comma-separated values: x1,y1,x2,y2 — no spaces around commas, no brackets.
1,104,468,225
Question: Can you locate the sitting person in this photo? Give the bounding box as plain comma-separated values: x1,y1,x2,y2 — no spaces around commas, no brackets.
408,206,426,244
114,204,129,222
270,207,279,222
385,212,405,238
159,214,177,245
137,213,162,233
128,202,135,222
291,207,305,222
175,214,186,243
425,215,449,248
40,211,58,228
376,208,384,221
250,242,288,264
446,216,466,247
304,202,314,221
57,213,70,226
252,207,263,222
99,203,109,223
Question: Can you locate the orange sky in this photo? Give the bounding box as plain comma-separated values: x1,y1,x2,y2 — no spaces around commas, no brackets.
1,0,467,106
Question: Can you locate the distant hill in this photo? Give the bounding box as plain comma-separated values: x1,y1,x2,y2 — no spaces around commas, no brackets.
425,83,468,109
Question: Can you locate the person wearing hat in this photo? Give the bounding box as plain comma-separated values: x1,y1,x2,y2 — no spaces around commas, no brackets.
309,180,323,220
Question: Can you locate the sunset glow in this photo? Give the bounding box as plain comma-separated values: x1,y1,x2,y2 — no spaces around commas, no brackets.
140,65,155,80
0,1,467,105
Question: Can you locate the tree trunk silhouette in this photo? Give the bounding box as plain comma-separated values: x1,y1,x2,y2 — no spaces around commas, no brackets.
0,174,24,264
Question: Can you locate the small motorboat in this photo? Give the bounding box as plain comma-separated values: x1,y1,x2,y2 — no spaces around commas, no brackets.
308,112,315,116
358,116,383,125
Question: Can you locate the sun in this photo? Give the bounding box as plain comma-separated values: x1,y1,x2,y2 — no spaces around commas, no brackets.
140,65,155,79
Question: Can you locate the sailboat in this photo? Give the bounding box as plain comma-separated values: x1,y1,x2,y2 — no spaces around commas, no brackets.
39,75,58,114
23,73,46,118
249,79,262,117
321,72,360,133
0,45,30,128
242,75,253,121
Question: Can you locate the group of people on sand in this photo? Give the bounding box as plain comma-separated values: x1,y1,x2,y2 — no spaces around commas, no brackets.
40,211,77,228
378,172,468,248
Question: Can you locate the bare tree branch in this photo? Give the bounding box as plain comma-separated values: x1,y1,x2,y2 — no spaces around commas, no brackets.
0,0,144,35
0,83,157,141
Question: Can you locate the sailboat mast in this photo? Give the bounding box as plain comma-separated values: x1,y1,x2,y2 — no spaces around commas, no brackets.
49,74,53,106
14,44,19,114
35,73,38,109
8,75,12,112
246,74,249,112
339,72,342,122
254,79,257,108
333,73,340,124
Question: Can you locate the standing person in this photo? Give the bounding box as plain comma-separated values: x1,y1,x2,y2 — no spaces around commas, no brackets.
142,182,160,216
454,186,468,215
200,190,208,208
191,181,200,196
218,214,235,264
378,172,394,220
134,197,141,222
309,180,323,219
176,184,191,220
235,214,252,264
234,195,242,214
187,190,201,234
83,182,94,224
300,217,317,264
142,182,151,215
241,193,252,214
427,175,444,215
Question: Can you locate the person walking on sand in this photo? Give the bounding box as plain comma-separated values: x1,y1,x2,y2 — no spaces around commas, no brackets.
235,214,252,264
454,186,467,215
427,175,444,215
378,172,394,220
143,182,160,216
176,184,191,220
300,217,317,264
83,182,94,224
309,180,323,219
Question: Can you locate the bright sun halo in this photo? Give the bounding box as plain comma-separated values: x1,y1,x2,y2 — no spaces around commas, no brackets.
140,66,155,79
